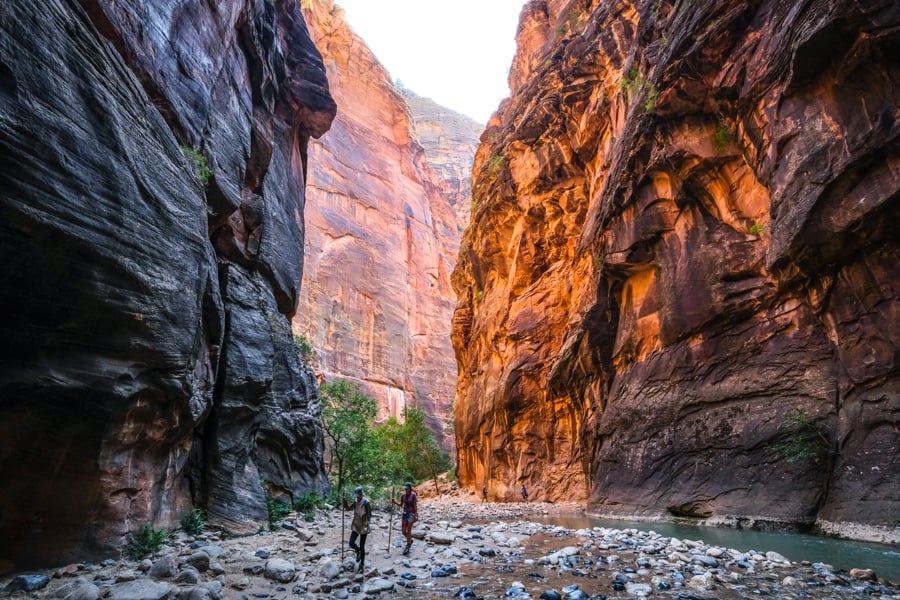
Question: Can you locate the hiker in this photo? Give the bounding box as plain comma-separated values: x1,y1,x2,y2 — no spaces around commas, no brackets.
342,486,371,572
482,485,488,503
521,484,528,501
393,481,418,555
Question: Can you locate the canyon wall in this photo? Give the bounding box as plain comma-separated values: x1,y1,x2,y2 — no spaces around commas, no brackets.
0,0,333,569
297,1,478,451
452,0,899,542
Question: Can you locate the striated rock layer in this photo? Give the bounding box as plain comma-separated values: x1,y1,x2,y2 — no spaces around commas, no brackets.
452,0,900,542
0,0,334,568
297,1,477,451
400,87,482,230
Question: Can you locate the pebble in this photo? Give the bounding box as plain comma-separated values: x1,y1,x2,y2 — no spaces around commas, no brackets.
0,499,895,600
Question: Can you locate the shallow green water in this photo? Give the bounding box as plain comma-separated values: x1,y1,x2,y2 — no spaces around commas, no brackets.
526,514,900,583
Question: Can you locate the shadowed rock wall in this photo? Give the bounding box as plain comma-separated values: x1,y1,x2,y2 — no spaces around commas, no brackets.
296,1,477,452
452,0,899,542
0,0,334,568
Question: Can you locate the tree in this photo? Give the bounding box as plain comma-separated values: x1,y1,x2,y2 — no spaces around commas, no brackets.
320,379,382,495
320,380,453,497
384,406,452,494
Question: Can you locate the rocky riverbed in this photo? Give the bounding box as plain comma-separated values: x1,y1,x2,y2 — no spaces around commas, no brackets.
3,491,897,599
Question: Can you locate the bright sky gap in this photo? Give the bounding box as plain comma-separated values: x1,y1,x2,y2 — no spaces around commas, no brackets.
334,0,527,124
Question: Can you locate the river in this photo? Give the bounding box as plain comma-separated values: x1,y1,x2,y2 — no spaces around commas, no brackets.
526,514,900,583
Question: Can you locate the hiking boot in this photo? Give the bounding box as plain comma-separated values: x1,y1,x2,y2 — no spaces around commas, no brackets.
402,543,411,556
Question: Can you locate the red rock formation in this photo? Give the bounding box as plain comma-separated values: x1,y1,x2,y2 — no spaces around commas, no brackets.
400,87,482,229
297,2,477,451
0,0,333,567
453,0,900,542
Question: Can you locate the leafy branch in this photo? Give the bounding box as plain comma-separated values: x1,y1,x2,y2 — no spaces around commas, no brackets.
769,408,831,463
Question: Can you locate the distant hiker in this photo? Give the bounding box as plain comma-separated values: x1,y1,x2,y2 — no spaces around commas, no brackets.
521,484,528,501
343,486,371,572
393,482,418,555
482,485,488,503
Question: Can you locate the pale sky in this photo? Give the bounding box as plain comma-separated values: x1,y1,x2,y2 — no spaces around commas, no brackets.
334,0,527,124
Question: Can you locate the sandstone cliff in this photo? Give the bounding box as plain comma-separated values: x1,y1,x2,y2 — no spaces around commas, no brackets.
297,2,477,451
452,0,900,542
400,87,482,229
0,0,334,568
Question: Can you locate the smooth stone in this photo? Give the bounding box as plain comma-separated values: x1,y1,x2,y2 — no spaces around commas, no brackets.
107,580,171,600
317,558,340,581
362,577,394,593
147,555,178,579
51,577,99,600
428,531,455,545
185,551,210,572
850,568,877,581
625,582,653,597
264,558,295,583
174,566,201,584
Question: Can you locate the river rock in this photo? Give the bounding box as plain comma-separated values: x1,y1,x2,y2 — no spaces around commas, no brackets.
51,577,100,600
317,558,340,581
265,558,296,583
428,531,455,545
5,574,50,592
174,567,200,584
106,580,171,600
626,582,653,597
362,577,394,593
850,568,877,581
230,577,249,591
185,551,210,572
691,555,719,568
147,555,178,579
765,550,791,564
114,570,137,583
688,573,714,590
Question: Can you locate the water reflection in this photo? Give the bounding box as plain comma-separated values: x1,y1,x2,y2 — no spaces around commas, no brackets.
521,513,900,583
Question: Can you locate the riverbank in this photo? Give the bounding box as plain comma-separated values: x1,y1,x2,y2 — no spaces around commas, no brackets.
3,491,897,598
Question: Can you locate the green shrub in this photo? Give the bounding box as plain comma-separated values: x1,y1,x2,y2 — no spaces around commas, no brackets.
292,334,314,359
770,408,830,463
748,223,763,235
555,10,579,37
644,86,660,112
486,154,506,175
714,126,732,151
180,146,212,185
620,67,660,113
125,524,168,560
180,508,206,536
267,497,291,527
293,492,323,513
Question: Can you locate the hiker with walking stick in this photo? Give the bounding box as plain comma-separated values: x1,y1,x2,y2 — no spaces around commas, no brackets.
392,482,418,555
342,486,372,573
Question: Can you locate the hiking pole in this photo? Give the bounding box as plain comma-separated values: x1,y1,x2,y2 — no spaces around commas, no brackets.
340,492,345,562
386,485,395,556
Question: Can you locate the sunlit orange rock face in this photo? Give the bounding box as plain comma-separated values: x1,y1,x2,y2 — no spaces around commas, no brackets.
298,2,478,451
452,0,900,541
